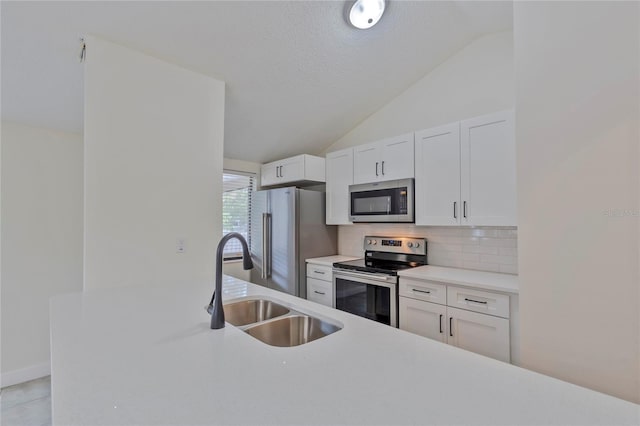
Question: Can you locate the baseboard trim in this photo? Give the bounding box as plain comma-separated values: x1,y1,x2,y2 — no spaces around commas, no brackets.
1,362,51,388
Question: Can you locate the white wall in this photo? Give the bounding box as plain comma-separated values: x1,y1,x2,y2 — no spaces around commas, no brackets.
515,2,639,403
84,36,225,289
1,121,83,386
324,31,513,152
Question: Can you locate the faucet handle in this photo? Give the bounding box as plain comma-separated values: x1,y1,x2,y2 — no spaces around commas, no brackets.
205,304,213,315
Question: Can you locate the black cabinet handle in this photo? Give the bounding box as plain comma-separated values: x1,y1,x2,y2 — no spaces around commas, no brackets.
314,290,326,295
449,317,453,337
453,201,457,219
375,162,379,176
464,297,488,305
463,201,467,218
439,314,443,333
279,166,283,177
314,270,325,275
381,161,385,175
412,289,431,294
276,166,280,178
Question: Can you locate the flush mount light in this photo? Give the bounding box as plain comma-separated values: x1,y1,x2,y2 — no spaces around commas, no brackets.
349,0,386,29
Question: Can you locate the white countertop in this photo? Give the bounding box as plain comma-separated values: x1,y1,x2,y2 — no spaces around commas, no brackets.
305,255,361,267
398,265,519,294
50,276,637,425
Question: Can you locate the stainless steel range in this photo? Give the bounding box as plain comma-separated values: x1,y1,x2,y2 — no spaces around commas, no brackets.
332,236,427,327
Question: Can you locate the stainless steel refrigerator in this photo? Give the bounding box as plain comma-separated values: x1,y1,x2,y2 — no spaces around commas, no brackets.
249,187,337,298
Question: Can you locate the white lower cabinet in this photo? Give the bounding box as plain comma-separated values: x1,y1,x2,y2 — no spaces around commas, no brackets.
306,263,334,307
307,277,332,307
447,307,510,362
399,278,511,363
399,296,447,343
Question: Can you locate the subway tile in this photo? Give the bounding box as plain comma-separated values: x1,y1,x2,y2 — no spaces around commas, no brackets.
462,245,499,255
471,228,499,238
480,254,518,265
461,252,480,262
500,264,518,274
497,229,518,239
498,247,518,257
462,261,501,273
479,238,517,248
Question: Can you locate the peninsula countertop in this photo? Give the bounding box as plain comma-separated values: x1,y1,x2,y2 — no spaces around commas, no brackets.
50,276,637,425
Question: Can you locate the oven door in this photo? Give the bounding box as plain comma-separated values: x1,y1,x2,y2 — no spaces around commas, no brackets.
333,269,397,327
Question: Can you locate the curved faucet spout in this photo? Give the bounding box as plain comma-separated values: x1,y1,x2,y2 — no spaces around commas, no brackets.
208,232,253,329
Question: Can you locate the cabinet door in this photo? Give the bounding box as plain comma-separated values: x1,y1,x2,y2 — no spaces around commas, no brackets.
260,162,280,187
378,133,415,181
447,306,510,363
278,155,305,184
460,110,516,226
399,297,447,343
325,148,353,225
307,277,333,307
415,123,461,225
353,142,380,184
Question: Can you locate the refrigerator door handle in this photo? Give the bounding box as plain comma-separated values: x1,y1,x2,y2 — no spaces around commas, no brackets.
262,213,272,279
261,213,268,279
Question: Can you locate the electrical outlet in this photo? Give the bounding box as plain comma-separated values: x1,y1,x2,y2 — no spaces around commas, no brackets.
176,238,186,254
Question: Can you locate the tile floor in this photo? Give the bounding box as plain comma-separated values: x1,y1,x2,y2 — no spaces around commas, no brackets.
1,376,52,426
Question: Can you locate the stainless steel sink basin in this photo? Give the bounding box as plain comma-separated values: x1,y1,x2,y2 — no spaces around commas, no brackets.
244,315,341,347
223,299,289,327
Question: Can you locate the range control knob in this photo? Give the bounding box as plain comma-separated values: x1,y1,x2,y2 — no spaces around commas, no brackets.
372,239,377,245
415,243,420,248
367,239,372,245
407,242,414,248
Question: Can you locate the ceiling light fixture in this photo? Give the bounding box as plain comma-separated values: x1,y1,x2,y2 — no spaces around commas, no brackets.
349,0,386,30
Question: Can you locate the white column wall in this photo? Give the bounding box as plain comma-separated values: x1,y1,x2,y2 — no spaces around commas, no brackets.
514,1,639,403
83,36,225,290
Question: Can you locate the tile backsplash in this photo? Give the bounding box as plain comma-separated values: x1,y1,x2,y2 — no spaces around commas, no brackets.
338,224,518,275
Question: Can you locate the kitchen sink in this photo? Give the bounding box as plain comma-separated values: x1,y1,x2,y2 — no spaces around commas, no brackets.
223,299,290,327
244,314,341,347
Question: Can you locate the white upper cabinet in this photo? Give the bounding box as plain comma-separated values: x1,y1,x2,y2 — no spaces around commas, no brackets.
353,133,414,184
415,110,516,226
415,123,461,226
460,110,516,226
260,154,325,188
325,148,353,225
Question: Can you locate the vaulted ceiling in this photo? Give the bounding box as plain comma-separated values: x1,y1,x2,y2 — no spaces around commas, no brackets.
1,1,512,163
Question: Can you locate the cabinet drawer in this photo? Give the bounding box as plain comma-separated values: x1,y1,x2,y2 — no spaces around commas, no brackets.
447,286,509,318
399,278,446,305
307,277,333,307
306,264,332,282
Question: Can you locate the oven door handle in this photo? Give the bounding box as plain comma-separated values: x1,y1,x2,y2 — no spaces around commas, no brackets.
333,269,396,283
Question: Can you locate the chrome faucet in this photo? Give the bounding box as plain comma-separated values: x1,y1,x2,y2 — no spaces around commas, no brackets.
206,232,253,329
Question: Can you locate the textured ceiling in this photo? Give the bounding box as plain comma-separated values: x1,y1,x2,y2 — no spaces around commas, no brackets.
1,1,512,163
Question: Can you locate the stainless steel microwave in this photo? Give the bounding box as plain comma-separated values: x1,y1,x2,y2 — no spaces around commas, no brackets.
349,178,414,223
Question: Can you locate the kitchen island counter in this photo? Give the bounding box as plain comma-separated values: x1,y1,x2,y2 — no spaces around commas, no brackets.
50,276,637,425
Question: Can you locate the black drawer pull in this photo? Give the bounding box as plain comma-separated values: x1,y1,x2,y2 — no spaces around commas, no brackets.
464,298,488,305
439,314,443,333
412,289,431,294
449,317,453,337
314,271,326,275
314,291,326,295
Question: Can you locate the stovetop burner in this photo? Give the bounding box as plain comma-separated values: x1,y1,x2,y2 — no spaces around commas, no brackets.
331,258,419,275
333,236,427,276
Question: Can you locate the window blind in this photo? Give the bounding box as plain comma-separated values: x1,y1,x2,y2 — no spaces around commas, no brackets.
222,171,255,259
